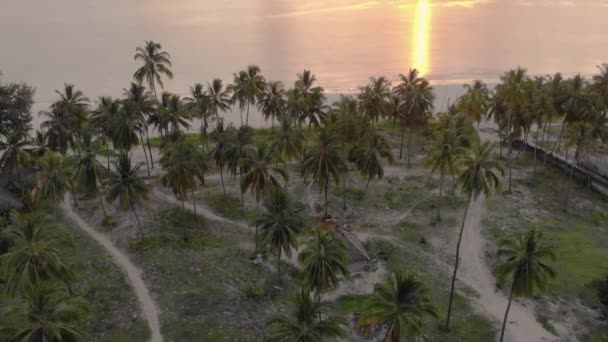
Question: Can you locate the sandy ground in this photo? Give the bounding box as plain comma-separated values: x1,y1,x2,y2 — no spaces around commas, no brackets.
62,194,164,342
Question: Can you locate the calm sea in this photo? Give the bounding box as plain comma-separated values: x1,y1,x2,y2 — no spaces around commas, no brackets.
2,0,607,129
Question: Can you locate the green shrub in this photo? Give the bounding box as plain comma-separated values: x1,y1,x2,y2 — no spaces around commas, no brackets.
366,238,398,261
237,272,265,300
129,234,172,252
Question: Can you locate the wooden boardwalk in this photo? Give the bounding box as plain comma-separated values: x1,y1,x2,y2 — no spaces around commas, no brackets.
513,139,608,198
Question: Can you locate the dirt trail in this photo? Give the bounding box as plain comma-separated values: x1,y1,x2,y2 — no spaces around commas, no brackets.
459,198,553,342
62,196,163,342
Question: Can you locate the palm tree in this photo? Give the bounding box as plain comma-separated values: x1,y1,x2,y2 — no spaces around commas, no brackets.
124,82,156,169
496,229,556,342
133,41,173,102
34,152,75,208
393,69,434,167
90,97,119,169
228,70,247,126
209,122,229,195
241,65,266,126
186,83,214,149
225,126,254,193
424,127,465,221
106,153,150,238
73,128,109,220
298,229,349,296
270,118,304,168
445,142,503,329
265,288,346,341
207,78,232,123
301,132,346,218
0,130,31,176
256,190,305,276
294,70,327,129
159,92,191,134
160,140,200,240
8,282,88,342
258,81,286,128
386,93,405,131
350,131,394,192
591,63,608,108
1,211,72,296
359,271,439,341
358,76,391,124
564,122,596,206
457,80,491,126
40,108,76,155
51,84,89,131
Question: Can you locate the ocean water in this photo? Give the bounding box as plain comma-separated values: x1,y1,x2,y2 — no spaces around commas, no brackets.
2,0,607,128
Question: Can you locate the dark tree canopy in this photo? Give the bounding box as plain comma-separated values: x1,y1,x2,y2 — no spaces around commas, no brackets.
0,73,35,136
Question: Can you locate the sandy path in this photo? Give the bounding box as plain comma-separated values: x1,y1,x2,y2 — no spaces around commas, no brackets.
62,196,163,342
459,198,553,342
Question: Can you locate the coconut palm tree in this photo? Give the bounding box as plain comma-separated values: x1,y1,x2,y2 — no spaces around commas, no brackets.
258,80,286,128
445,142,503,329
564,122,597,206
301,131,346,218
294,70,327,129
186,83,214,150
496,229,556,342
359,271,439,341
228,70,247,126
591,63,608,108
40,108,76,155
51,84,89,133
207,78,232,123
133,41,173,102
90,97,119,169
270,117,304,168
106,153,150,238
386,93,405,132
350,131,394,192
34,152,75,208
256,190,305,276
0,130,31,176
209,121,230,195
424,127,466,221
298,229,349,296
393,69,434,167
240,65,266,126
457,80,491,126
225,126,255,209
265,288,346,342
124,82,156,169
358,76,391,124
73,128,109,220
7,282,88,342
159,92,191,134
1,211,71,296
30,130,49,160
160,140,200,240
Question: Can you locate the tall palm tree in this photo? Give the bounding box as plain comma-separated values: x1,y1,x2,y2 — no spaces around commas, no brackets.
256,190,305,276
445,142,503,329
298,229,349,296
358,76,391,124
186,83,214,149
0,130,31,176
8,282,88,342
258,80,286,128
160,140,200,240
209,122,229,195
73,128,109,220
393,69,434,167
386,93,405,132
106,153,150,238
90,97,119,169
241,65,266,126
591,63,608,108
34,152,75,208
40,108,76,155
424,127,465,221
294,70,327,129
228,70,247,126
564,122,596,206
159,92,191,134
1,211,71,296
496,229,556,342
350,131,394,192
207,78,232,123
457,80,491,126
124,82,156,169
224,126,254,209
301,132,346,218
133,41,173,102
265,288,346,341
51,84,89,134
359,271,439,341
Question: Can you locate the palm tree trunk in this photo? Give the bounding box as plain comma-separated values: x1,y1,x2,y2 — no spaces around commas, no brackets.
181,197,187,241
130,202,144,238
220,166,226,195
139,133,150,177
407,130,413,168
499,281,516,342
239,108,243,127
507,113,513,193
541,117,550,165
533,133,538,184
240,168,245,211
191,187,198,216
324,178,329,218
551,121,566,154
97,191,108,219
399,131,405,160
246,102,250,126
254,199,260,254
70,188,79,208
437,169,444,221
445,194,473,330
145,127,154,169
